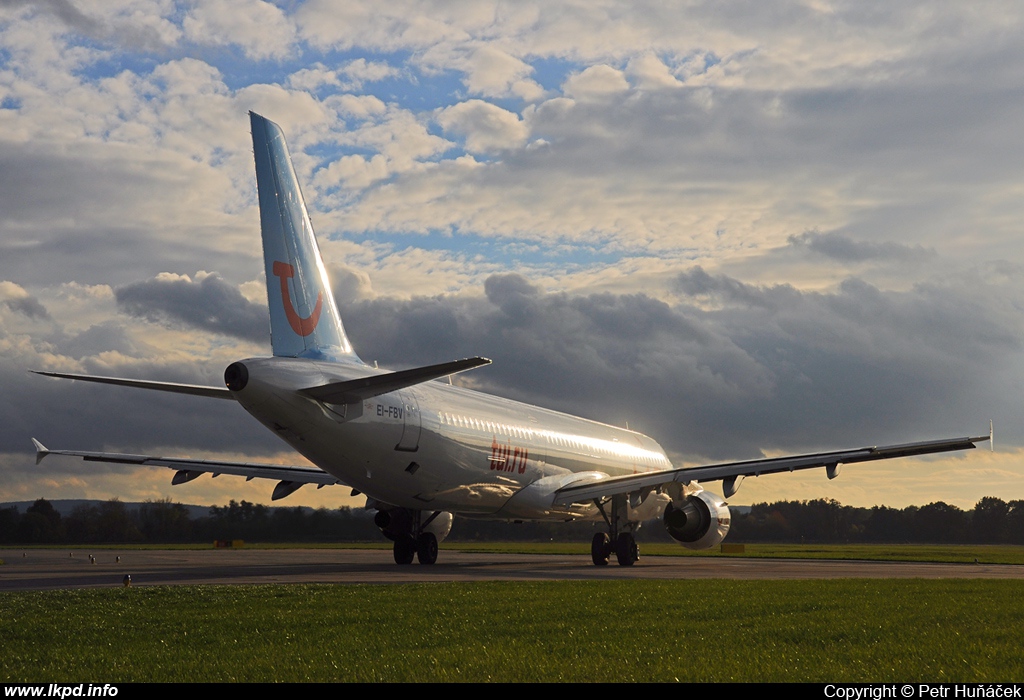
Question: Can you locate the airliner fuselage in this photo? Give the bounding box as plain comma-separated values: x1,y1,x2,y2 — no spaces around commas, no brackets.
230,356,672,521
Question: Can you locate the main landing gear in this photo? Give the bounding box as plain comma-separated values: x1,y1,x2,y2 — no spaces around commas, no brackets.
591,531,639,566
591,494,640,566
392,532,437,565
376,508,442,565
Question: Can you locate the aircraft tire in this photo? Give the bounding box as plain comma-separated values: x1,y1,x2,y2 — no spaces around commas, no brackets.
393,535,416,565
591,532,610,566
416,532,438,565
615,532,639,567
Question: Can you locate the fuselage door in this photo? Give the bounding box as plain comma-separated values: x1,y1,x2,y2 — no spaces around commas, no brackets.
395,390,421,452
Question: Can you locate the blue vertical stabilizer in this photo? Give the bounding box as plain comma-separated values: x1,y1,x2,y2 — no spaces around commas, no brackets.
250,112,360,362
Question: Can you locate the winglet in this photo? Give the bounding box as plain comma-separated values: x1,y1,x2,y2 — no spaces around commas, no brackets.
32,438,49,465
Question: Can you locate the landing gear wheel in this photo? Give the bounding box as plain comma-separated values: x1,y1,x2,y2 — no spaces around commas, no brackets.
591,532,611,566
416,532,438,565
615,532,639,567
393,535,416,565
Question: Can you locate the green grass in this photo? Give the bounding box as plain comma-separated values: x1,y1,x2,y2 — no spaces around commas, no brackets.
2,580,1023,682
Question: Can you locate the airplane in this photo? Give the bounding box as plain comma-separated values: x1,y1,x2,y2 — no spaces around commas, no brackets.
32,112,991,566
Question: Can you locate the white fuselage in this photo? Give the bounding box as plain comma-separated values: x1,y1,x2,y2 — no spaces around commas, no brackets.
231,356,673,521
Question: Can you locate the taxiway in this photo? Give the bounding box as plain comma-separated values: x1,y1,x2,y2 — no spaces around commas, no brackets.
3,547,1024,590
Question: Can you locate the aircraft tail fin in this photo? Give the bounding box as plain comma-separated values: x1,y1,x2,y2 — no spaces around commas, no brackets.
250,112,360,362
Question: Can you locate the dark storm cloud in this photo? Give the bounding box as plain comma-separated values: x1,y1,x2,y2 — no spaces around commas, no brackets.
674,267,802,310
0,274,276,466
5,295,50,320
787,231,935,263
46,265,1019,465
338,270,1019,461
53,321,136,360
115,274,268,342
345,274,770,417
668,269,1018,450
1,348,281,461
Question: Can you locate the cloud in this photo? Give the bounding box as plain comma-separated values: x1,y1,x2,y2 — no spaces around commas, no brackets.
457,45,545,101
286,64,340,92
1,0,179,51
315,153,390,190
627,53,684,90
115,272,268,342
562,65,630,100
436,100,528,154
675,267,802,310
0,143,254,287
310,101,454,195
787,231,936,263
332,94,388,120
183,0,295,60
288,59,400,93
5,295,50,320
55,321,137,360
340,58,400,86
0,281,50,320
0,334,277,460
336,269,1020,463
327,263,374,306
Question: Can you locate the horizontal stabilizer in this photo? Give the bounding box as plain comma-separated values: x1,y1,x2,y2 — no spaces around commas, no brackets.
32,371,233,400
299,357,491,403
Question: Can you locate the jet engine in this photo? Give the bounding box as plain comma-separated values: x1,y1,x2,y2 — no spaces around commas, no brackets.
663,490,731,550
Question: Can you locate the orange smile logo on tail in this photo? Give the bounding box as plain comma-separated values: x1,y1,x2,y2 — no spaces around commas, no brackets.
272,261,322,336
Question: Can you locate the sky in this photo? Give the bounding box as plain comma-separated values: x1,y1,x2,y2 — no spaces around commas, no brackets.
1,0,1023,514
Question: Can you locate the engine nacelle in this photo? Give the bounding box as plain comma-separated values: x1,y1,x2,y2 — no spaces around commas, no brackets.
663,490,731,550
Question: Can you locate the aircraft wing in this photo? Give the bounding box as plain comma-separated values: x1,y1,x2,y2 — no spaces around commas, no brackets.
551,433,991,505
32,439,343,500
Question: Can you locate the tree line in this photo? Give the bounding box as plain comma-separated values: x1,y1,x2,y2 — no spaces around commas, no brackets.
729,497,1024,544
0,499,380,544
2,496,1022,545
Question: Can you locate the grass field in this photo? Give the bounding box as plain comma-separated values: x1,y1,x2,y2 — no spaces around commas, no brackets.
3,579,1023,682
